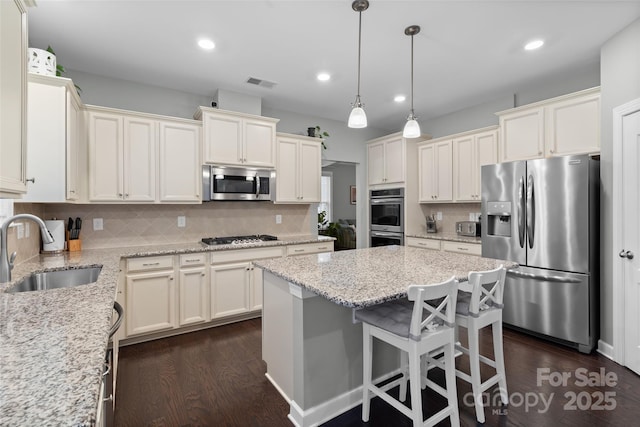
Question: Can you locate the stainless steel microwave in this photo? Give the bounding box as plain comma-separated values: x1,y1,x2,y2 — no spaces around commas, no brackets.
202,165,274,201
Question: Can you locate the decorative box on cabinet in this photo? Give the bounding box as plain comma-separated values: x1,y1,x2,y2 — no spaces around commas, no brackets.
275,133,322,203
0,0,28,197
418,139,453,202
195,107,279,168
497,87,600,162
23,74,84,202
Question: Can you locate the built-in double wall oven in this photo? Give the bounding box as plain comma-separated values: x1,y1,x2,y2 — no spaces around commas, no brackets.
369,188,404,247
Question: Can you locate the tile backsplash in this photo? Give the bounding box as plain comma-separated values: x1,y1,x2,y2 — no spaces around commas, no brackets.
420,203,481,234
14,202,314,253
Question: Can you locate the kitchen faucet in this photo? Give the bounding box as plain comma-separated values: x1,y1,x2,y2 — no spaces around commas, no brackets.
0,214,54,282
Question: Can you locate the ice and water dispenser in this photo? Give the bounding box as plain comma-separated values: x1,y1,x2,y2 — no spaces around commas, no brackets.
486,201,512,237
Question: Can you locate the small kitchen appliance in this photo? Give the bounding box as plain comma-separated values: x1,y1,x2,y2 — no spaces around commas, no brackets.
202,165,274,201
456,221,480,237
42,219,65,253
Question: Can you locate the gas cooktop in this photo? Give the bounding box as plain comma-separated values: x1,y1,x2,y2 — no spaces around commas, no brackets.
201,234,278,246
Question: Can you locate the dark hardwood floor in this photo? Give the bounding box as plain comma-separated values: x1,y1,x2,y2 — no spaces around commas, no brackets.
115,319,640,426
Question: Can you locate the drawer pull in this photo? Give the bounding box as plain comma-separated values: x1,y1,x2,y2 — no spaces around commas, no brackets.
294,249,304,252
142,262,160,266
184,259,200,263
458,247,468,251
317,246,328,250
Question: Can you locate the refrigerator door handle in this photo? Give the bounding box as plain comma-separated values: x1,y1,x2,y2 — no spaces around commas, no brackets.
507,268,581,283
518,177,526,248
526,174,535,249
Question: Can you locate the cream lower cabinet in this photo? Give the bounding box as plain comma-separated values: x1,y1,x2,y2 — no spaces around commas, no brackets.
178,253,208,326
210,262,252,319
275,133,321,203
407,237,480,256
418,140,453,202
210,246,285,319
125,255,176,337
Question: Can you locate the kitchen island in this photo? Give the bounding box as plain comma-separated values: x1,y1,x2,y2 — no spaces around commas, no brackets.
255,245,512,427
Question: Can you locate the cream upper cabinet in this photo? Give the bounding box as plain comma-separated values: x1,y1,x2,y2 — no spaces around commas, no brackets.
453,127,498,202
418,140,453,202
497,87,600,162
0,0,28,197
88,110,156,202
545,90,600,157
367,136,405,186
23,75,83,202
196,107,279,168
158,120,201,203
275,133,321,203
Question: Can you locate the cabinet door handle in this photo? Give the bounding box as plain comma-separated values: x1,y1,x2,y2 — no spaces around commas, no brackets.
170,276,174,280
26,177,35,183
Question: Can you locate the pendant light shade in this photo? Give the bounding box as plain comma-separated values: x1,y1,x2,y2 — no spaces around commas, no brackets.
402,25,421,138
348,0,369,128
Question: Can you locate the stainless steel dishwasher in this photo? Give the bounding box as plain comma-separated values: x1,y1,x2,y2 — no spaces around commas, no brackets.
97,301,123,427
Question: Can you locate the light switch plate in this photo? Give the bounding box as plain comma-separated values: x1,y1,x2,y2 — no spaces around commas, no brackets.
16,223,24,239
93,218,104,231
177,216,186,228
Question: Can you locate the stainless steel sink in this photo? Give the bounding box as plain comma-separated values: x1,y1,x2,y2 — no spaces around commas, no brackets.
7,267,102,293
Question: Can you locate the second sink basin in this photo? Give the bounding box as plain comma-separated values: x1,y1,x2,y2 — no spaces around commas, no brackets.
8,267,102,293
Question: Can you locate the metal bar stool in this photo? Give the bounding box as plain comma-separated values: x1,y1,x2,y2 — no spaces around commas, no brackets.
355,276,460,427
454,265,508,423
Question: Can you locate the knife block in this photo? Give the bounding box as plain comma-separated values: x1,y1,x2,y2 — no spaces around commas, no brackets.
66,231,82,252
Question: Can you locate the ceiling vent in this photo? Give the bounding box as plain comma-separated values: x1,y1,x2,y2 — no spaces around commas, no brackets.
246,77,277,89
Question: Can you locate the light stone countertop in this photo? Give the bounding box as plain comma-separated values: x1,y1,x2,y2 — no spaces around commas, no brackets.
0,234,333,427
254,245,514,308
406,231,482,244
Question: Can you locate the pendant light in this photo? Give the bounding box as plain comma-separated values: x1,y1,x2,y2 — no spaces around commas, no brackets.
348,0,369,128
403,25,421,138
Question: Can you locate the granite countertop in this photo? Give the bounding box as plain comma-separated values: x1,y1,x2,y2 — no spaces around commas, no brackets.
254,245,514,309
0,234,332,426
406,231,482,244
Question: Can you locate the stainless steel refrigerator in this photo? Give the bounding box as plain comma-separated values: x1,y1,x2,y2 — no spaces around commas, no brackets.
481,154,599,353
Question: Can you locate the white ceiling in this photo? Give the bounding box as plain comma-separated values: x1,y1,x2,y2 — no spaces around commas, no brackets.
28,0,640,132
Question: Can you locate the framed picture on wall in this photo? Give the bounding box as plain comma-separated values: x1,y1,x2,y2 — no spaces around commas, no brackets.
350,185,356,205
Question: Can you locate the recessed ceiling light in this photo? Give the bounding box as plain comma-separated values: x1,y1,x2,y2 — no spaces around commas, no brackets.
524,39,544,51
394,95,406,103
317,73,331,82
198,39,215,50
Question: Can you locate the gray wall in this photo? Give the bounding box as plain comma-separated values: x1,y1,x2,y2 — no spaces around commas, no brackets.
66,69,212,120
599,18,640,346
322,163,357,223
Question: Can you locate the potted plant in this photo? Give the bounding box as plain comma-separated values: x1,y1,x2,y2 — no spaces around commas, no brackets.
308,125,329,150
43,46,82,94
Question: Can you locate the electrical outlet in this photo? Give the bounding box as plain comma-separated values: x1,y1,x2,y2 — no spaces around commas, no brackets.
25,222,30,238
275,214,282,224
436,212,442,221
177,216,186,228
16,223,24,239
469,213,475,221
93,218,104,231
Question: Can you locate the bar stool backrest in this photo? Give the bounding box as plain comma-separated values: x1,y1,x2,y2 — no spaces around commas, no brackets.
407,276,458,341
